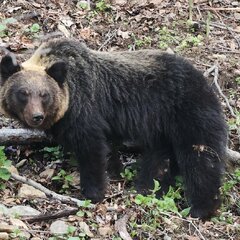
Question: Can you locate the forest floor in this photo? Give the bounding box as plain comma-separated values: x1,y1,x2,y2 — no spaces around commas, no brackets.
0,0,239,239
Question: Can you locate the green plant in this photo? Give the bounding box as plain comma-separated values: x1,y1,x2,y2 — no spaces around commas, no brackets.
135,180,181,213
120,167,137,181
228,111,240,131
30,23,41,33
24,23,41,38
235,76,240,85
76,199,92,218
10,228,27,240
132,35,152,48
158,27,178,50
49,224,89,239
0,17,17,37
222,169,240,195
125,180,188,235
42,146,64,161
95,0,111,12
52,169,73,193
177,34,203,51
0,146,11,190
76,1,88,10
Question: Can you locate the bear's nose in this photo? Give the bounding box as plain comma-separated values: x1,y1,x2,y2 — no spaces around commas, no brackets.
32,113,44,123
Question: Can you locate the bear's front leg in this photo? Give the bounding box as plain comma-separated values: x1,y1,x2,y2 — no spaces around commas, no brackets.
76,137,110,203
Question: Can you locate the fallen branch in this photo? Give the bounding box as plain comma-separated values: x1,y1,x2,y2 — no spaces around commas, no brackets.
204,64,236,118
226,148,240,168
0,128,52,145
10,173,117,212
204,7,240,12
115,214,132,240
11,172,95,208
198,21,240,33
213,64,236,117
22,207,79,223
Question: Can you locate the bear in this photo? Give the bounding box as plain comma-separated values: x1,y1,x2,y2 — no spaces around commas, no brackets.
0,38,228,219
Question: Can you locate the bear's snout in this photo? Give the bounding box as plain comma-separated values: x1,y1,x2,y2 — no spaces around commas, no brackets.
24,110,45,128
22,97,46,128
32,113,44,124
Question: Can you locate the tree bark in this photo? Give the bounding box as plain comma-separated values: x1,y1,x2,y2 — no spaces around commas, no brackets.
0,128,52,145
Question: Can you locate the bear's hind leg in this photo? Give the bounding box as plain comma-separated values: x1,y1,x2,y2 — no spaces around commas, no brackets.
175,144,225,219
137,146,176,196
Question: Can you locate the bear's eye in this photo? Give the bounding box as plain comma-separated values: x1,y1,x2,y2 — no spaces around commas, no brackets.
18,90,29,96
17,90,29,101
40,92,50,102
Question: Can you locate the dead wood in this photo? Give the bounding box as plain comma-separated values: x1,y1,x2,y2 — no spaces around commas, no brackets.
11,172,95,208
22,208,79,223
0,128,52,145
115,214,133,240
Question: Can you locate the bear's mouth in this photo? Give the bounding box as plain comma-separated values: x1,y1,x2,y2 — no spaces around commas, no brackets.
26,120,44,128
25,119,45,128
22,113,45,129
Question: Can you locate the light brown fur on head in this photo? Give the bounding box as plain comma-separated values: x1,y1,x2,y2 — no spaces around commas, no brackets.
0,50,69,130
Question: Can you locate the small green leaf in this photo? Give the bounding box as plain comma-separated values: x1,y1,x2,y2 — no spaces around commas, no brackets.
0,168,11,181
0,24,7,31
76,210,85,217
77,199,91,208
52,176,61,180
180,207,191,217
77,1,88,9
67,225,76,234
4,160,12,168
0,183,6,190
30,23,40,33
152,179,160,194
65,175,73,182
135,194,144,205
59,169,66,176
68,237,80,240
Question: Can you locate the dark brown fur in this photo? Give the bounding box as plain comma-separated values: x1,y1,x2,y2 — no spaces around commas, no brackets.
0,38,228,219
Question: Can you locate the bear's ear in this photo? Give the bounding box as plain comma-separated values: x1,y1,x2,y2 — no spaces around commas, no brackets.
46,61,67,87
0,54,21,83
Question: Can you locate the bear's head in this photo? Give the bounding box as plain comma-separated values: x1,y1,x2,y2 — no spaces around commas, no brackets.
0,54,69,130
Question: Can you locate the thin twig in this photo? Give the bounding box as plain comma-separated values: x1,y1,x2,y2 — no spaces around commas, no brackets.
98,30,117,51
212,65,236,117
212,50,240,54
11,173,95,208
203,65,215,78
204,7,240,12
10,172,120,211
159,212,206,240
198,21,238,33
115,214,132,240
87,0,91,10
22,208,79,223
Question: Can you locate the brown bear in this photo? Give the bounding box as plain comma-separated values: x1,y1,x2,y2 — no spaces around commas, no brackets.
0,38,228,219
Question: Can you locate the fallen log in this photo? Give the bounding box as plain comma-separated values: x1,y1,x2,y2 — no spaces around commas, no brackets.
0,128,239,168
0,128,52,145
